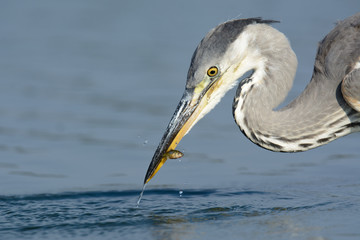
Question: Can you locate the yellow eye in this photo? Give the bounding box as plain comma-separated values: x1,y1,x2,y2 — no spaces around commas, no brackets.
207,66,218,77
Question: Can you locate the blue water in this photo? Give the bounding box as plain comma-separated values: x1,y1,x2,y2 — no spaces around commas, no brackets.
1,185,359,239
0,1,360,239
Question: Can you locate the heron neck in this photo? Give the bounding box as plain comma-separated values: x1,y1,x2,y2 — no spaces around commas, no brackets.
232,38,354,152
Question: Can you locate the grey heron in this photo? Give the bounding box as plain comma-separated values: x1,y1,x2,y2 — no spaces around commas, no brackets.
143,13,360,184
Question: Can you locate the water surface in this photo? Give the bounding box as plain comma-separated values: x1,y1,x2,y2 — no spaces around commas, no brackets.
0,1,359,239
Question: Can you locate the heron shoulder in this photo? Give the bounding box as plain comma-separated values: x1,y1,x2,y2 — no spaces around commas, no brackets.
313,12,360,80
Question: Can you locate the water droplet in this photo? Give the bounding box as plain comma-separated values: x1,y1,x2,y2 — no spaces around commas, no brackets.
143,140,148,145
179,190,183,197
137,183,147,207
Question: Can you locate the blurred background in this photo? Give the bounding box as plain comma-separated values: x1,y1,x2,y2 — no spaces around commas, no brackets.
0,0,359,195
2,1,360,239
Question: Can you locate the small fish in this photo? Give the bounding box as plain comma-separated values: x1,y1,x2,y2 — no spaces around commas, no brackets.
164,150,184,159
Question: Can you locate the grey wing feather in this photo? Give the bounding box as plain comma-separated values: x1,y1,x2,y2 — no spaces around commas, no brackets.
285,13,360,114
342,67,360,112
313,13,360,83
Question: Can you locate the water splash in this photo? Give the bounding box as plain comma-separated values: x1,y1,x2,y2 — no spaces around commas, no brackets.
179,190,183,197
136,183,147,207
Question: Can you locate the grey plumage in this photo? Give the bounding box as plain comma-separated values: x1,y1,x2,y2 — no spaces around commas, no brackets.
342,64,360,112
143,13,360,184
230,13,360,151
186,18,278,88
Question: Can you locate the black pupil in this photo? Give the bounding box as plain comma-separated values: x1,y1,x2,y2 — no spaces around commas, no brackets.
210,70,216,75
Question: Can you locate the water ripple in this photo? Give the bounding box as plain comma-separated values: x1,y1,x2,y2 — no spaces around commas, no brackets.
0,190,140,202
0,188,349,239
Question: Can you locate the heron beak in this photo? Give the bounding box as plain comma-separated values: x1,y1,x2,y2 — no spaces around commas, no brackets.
143,75,222,184
143,89,195,184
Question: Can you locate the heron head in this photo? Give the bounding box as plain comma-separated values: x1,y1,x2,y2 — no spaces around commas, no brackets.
143,18,278,184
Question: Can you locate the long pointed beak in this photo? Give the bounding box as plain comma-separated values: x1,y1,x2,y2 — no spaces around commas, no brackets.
144,89,204,184
143,68,228,184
